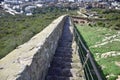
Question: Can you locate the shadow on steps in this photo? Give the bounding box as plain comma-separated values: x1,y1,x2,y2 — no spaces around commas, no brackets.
45,17,84,80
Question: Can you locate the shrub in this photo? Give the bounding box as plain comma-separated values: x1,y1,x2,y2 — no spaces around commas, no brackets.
97,21,105,27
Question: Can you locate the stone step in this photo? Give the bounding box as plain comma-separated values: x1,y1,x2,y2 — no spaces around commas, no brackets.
61,68,83,77
59,38,72,41
52,56,80,63
60,35,73,39
57,46,72,49
54,52,80,60
47,67,62,76
47,68,83,77
46,76,83,80
63,62,82,69
58,42,72,47
61,39,72,41
53,57,72,62
54,53,73,58
57,47,73,51
56,49,72,53
55,51,73,55
50,61,82,69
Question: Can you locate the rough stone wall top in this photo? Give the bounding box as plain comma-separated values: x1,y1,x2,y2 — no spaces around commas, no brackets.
0,15,67,80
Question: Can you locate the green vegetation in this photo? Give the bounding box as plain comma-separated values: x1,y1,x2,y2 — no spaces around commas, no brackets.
89,9,120,30
76,8,120,80
0,13,56,59
33,7,78,16
76,24,120,80
99,56,120,80
0,7,77,59
75,24,116,47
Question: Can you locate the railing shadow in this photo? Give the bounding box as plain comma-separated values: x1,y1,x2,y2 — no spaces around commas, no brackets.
73,24,106,80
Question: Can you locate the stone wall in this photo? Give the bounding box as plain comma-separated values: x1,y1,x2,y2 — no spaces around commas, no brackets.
0,15,67,80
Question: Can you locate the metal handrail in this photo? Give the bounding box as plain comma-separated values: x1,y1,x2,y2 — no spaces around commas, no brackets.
72,20,102,80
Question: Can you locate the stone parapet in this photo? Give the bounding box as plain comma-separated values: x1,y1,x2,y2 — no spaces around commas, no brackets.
0,15,67,80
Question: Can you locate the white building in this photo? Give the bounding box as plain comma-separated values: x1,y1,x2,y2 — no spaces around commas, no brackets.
4,0,19,4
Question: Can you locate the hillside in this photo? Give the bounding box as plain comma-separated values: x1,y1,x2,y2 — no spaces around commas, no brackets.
76,23,120,80
89,9,120,30
74,8,120,80
0,7,78,59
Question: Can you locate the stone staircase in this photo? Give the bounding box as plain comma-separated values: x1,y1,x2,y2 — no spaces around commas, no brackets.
45,18,84,80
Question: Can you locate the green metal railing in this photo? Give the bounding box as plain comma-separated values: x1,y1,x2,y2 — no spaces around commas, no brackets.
72,21,103,80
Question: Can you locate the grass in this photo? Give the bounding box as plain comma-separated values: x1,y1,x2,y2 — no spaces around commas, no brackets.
0,12,65,59
98,56,120,75
76,24,120,80
91,41,120,54
75,24,116,47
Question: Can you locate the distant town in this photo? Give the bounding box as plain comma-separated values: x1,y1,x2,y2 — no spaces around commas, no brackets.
0,0,120,15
